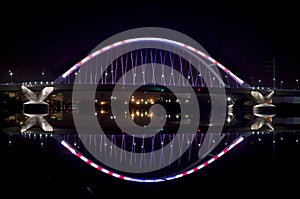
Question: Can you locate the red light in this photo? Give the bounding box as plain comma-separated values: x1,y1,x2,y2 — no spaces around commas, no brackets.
197,88,201,92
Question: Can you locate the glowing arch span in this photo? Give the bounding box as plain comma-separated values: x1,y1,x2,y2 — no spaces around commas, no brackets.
56,37,249,88
60,136,244,183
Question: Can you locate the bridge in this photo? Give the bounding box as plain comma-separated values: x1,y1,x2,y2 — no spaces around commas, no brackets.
1,35,300,183
2,36,300,100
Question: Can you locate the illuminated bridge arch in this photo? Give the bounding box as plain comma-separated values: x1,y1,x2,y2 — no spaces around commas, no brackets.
55,37,250,88
59,133,245,182
52,36,251,182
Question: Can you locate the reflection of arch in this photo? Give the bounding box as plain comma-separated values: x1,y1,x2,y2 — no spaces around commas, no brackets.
60,135,244,182
56,38,249,88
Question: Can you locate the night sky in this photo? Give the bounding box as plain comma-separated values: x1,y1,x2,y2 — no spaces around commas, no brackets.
1,1,300,88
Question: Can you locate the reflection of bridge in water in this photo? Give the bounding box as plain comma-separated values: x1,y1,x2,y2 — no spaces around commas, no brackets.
3,128,300,182
1,36,300,182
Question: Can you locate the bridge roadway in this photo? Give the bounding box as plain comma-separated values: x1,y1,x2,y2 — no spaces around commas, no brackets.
2,83,300,136
2,83,300,97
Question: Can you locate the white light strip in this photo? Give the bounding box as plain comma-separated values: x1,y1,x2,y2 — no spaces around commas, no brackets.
217,151,225,157
101,168,109,174
90,162,98,169
228,137,244,150
208,158,215,164
80,156,88,162
112,173,121,178
187,169,195,175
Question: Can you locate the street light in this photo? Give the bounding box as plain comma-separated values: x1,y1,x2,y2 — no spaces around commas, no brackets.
41,69,45,82
225,75,230,87
296,79,299,89
280,81,283,89
258,79,261,88
8,70,13,83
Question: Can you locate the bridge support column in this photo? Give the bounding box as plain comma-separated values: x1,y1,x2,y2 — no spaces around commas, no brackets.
250,90,276,132
20,85,54,132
